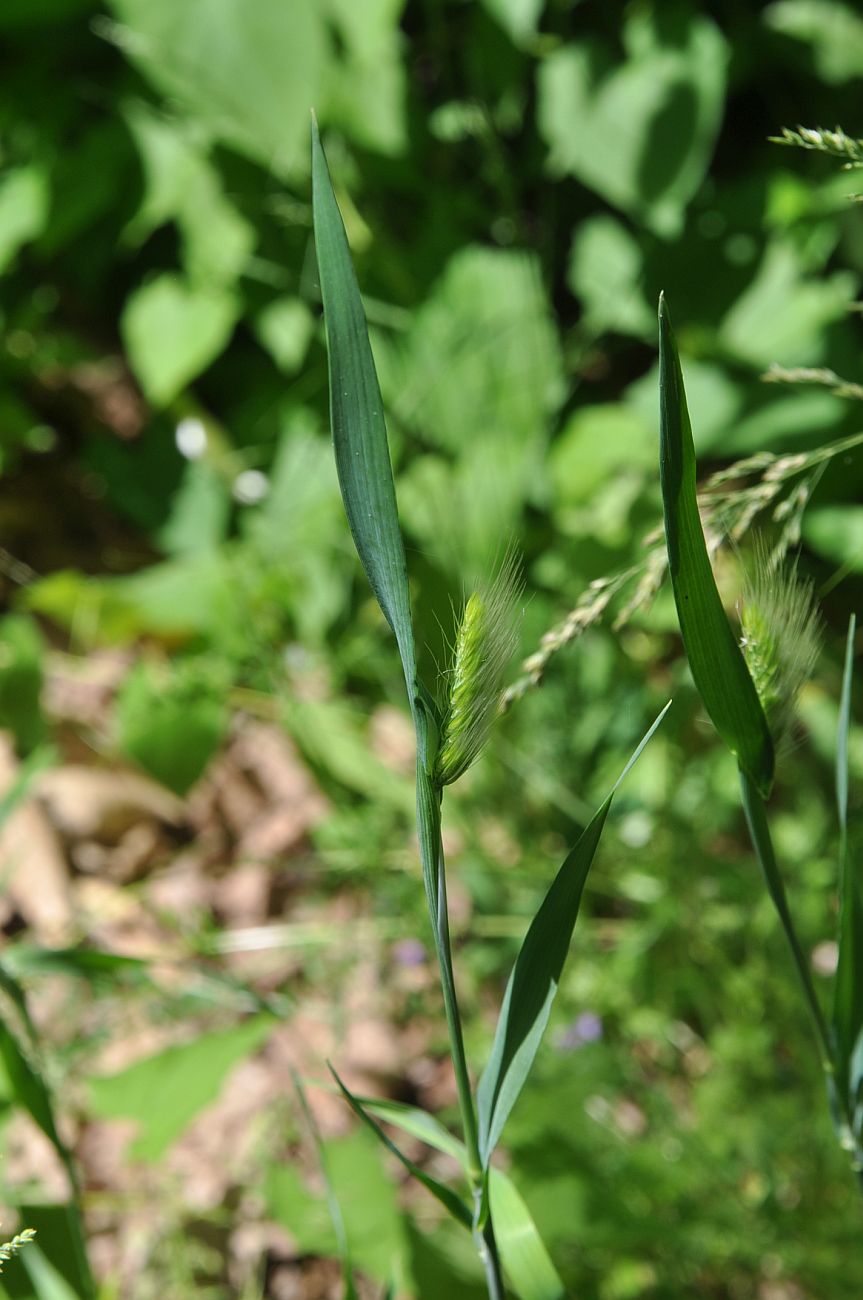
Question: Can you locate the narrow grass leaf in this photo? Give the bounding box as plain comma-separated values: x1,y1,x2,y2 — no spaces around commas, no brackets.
833,614,863,1100
328,1064,473,1229
293,1072,358,1300
311,119,416,694
658,293,774,796
488,1168,565,1300
350,1092,563,1292
8,1206,94,1300
477,704,671,1163
0,1022,73,1178
342,1093,469,1165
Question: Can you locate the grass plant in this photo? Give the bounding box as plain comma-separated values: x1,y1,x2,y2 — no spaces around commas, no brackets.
658,294,863,1188
311,118,668,1299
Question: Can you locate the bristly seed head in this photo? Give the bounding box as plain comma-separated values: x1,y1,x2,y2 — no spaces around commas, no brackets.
434,549,522,787
738,540,822,757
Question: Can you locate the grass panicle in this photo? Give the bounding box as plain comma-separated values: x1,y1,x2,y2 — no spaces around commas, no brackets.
436,549,522,787
739,541,823,756
0,1227,35,1273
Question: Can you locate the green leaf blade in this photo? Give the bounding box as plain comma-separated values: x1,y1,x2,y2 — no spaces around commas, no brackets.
477,704,670,1163
833,614,863,1104
658,294,774,796
476,800,610,1165
311,120,416,694
488,1169,565,1300
328,1065,473,1230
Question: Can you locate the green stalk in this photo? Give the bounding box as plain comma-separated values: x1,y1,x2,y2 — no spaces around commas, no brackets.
416,764,505,1298
739,770,863,1183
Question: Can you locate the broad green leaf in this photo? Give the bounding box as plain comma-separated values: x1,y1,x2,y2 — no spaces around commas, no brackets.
329,1065,473,1229
0,167,48,273
321,0,408,156
765,0,863,84
488,1169,564,1300
311,121,416,695
107,0,327,172
116,659,227,795
658,294,774,797
804,506,863,573
158,463,230,558
121,274,240,407
833,615,862,1100
0,614,46,755
88,1015,274,1160
479,0,545,43
477,703,671,1162
124,100,255,287
108,0,407,166
382,246,564,458
718,242,856,368
567,215,653,340
254,298,316,374
537,10,727,236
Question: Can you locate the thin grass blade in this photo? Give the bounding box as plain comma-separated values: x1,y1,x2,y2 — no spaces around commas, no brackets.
658,293,774,797
328,1064,473,1229
311,119,416,694
293,1071,358,1300
833,614,863,1105
340,1093,469,1165
477,703,671,1164
351,1093,564,1295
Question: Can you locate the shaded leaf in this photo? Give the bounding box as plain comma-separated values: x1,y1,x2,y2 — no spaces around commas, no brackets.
537,10,727,236
121,274,239,406
658,294,774,796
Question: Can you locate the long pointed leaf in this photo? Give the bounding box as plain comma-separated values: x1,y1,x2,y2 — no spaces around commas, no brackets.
293,1072,358,1300
328,1064,473,1229
311,119,416,695
488,1169,565,1300
833,614,862,1103
658,293,774,797
477,703,671,1163
353,1093,565,1297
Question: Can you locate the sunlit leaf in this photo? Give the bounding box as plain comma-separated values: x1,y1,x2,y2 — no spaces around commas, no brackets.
311,120,416,696
658,294,774,796
88,1015,274,1160
477,703,671,1161
488,1168,564,1300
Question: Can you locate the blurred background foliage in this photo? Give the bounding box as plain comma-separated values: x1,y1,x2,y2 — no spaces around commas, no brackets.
0,0,862,1296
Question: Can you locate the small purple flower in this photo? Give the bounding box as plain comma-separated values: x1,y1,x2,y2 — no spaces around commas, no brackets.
393,938,427,968
556,1012,603,1052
